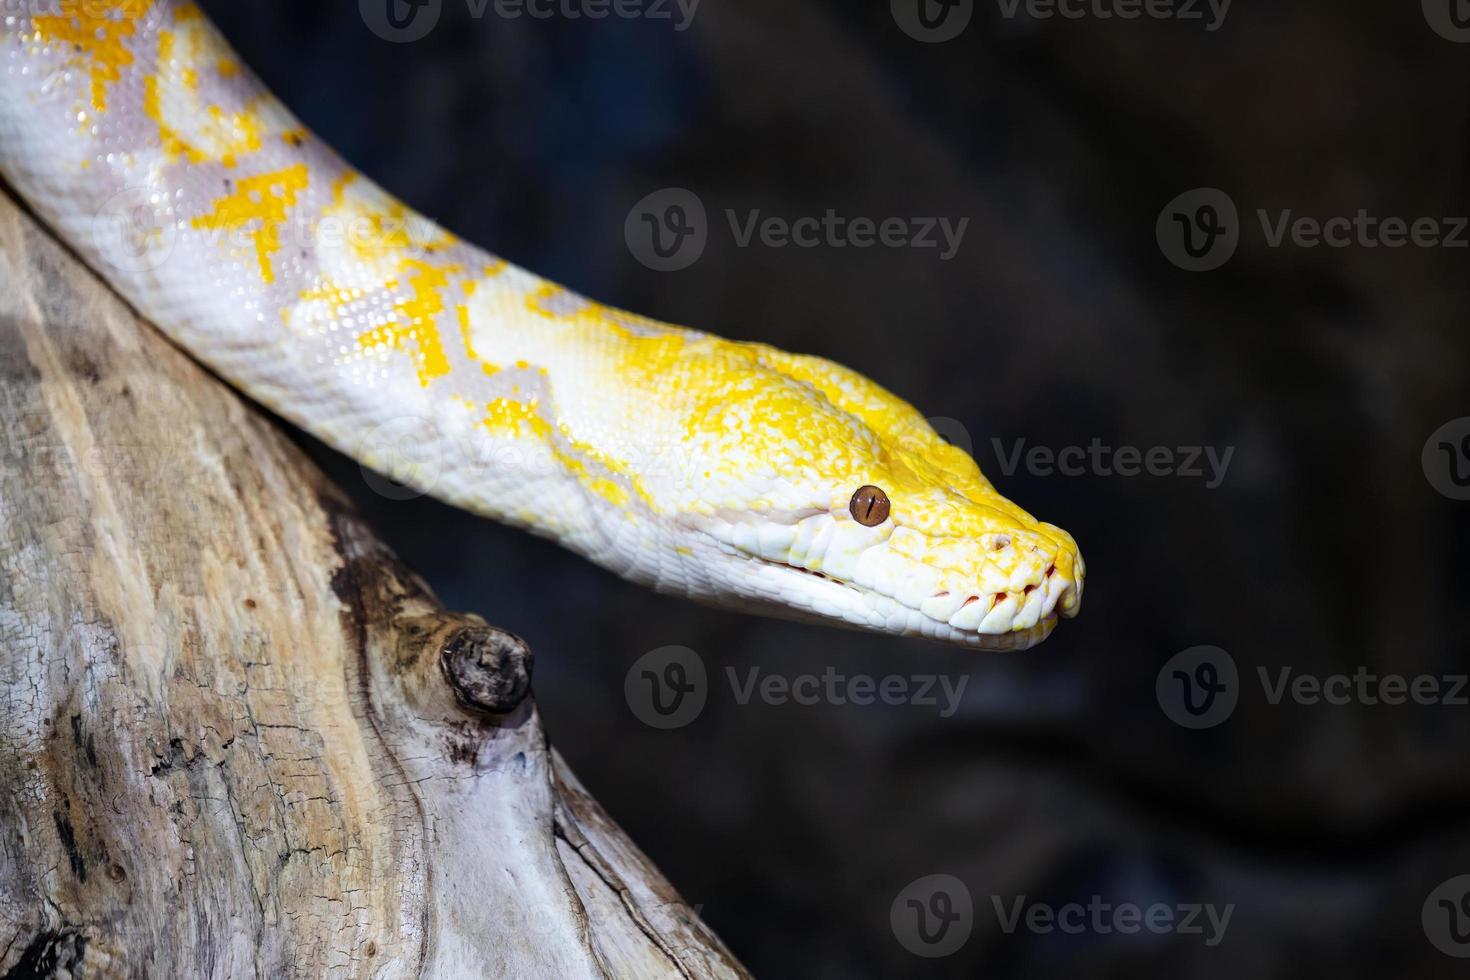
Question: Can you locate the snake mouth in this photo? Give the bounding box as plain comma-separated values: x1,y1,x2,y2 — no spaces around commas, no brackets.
751,554,1078,651
935,561,1080,633
689,510,1081,650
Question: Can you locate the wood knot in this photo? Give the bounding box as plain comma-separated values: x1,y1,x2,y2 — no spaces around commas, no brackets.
440,626,533,715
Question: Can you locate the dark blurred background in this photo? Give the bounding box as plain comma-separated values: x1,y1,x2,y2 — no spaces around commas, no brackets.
201,1,1470,976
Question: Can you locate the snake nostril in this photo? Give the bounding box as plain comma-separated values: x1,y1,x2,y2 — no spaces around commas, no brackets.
991,535,1010,551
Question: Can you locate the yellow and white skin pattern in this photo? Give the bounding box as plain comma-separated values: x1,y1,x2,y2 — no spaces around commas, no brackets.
0,0,1084,650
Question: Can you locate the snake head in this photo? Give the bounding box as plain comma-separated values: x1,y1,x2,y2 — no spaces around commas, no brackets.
664,341,1084,650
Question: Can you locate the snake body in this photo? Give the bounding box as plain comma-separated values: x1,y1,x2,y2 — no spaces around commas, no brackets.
0,0,1083,649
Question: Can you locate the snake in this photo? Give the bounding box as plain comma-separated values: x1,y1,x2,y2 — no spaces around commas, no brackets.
0,0,1083,650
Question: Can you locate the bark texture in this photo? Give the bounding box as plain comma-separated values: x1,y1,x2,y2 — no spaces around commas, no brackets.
0,187,748,979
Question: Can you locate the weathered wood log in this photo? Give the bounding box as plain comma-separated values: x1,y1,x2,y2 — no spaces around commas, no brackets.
0,186,748,979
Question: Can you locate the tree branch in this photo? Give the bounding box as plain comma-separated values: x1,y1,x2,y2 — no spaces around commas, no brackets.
0,186,748,979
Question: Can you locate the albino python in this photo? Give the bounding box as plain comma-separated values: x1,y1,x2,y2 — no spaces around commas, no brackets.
0,0,1083,650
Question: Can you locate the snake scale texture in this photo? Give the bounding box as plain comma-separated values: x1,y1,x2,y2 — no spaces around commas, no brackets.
0,0,1083,650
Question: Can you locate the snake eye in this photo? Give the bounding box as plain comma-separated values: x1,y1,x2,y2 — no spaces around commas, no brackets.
849,485,891,526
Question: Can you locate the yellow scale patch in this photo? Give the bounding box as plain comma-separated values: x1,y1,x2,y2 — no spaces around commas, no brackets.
329,171,459,263
192,163,310,284
478,394,635,509
482,396,550,439
276,171,476,393
295,171,465,387
32,0,149,114
456,267,509,376
144,8,265,167
357,259,460,387
441,284,666,510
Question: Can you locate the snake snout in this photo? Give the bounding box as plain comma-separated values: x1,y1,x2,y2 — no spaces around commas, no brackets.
939,532,1082,637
